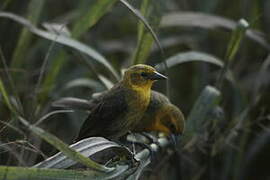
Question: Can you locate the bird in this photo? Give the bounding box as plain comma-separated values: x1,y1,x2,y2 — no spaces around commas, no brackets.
133,91,185,136
75,64,167,141
52,87,184,139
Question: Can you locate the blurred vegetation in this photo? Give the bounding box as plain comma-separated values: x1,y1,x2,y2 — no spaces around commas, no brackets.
0,0,270,179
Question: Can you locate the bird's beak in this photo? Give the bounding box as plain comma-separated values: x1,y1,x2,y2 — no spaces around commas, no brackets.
148,71,167,80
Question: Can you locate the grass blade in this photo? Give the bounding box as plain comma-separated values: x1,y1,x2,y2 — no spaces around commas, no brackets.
33,137,132,169
64,78,103,91
0,77,16,114
18,117,113,172
39,0,120,106
0,11,119,80
0,165,127,180
72,0,119,38
184,86,221,142
11,0,45,68
98,74,114,90
217,19,249,88
131,0,164,64
120,0,164,59
161,12,270,50
0,47,23,114
155,51,224,71
34,110,74,126
52,97,92,110
225,19,249,62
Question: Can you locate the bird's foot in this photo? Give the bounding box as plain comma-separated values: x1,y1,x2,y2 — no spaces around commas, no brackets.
126,132,161,161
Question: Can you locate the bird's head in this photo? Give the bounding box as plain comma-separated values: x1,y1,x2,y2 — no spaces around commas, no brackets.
123,64,167,90
159,104,185,135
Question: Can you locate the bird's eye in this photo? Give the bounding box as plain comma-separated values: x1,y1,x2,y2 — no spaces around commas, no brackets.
140,72,147,77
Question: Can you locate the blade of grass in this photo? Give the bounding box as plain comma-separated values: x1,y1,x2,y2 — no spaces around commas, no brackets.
0,120,26,138
252,54,270,104
161,12,269,50
74,52,117,90
131,0,164,65
72,0,119,39
33,137,132,169
63,78,102,90
155,51,224,71
40,0,120,107
0,46,23,114
0,140,27,166
155,51,224,102
0,77,16,114
34,31,60,112
18,116,113,172
98,74,114,90
0,165,128,180
11,0,45,68
52,97,92,110
120,0,164,57
225,19,249,62
183,86,221,143
216,19,249,88
0,12,119,80
34,110,74,126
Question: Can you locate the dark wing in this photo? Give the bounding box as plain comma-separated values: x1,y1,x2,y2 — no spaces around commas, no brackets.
76,85,128,140
151,91,170,105
144,91,170,115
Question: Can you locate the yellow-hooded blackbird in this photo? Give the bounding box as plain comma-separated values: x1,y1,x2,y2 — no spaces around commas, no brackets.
133,90,185,135
75,64,167,141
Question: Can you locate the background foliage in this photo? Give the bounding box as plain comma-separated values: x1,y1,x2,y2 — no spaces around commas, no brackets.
0,0,270,179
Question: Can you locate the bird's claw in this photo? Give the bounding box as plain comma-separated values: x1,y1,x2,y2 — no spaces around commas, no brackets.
126,132,162,160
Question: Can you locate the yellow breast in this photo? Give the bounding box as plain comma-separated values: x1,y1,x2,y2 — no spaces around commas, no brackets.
125,88,151,126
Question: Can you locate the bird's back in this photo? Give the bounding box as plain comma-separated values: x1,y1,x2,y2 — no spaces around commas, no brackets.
134,91,185,135
76,84,129,140
76,83,150,140
133,91,169,130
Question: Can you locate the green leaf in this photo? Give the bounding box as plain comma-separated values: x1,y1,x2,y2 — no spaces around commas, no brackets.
64,78,103,91
39,0,120,106
72,0,119,38
11,0,45,68
98,74,114,90
34,110,74,126
133,0,154,64
52,97,92,110
161,12,270,50
0,165,128,180
0,77,16,114
0,12,119,80
18,117,113,172
217,19,249,88
33,137,132,169
225,19,249,62
120,0,164,64
155,51,224,71
184,86,221,142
